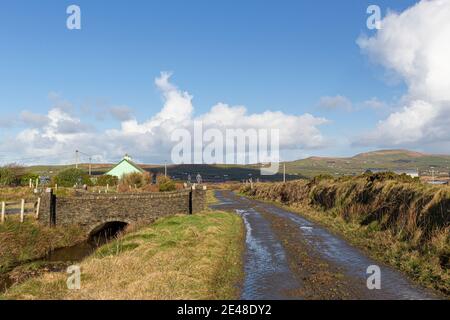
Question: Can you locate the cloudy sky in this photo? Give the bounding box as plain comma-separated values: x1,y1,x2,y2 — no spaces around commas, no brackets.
0,0,449,165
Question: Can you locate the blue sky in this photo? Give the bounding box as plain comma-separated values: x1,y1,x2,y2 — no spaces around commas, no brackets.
1,0,448,165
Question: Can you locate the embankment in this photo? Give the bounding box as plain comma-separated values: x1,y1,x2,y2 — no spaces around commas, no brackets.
0,218,85,273
242,174,449,295
3,210,244,300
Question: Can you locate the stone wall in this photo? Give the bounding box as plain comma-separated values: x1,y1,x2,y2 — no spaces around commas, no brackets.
38,188,207,235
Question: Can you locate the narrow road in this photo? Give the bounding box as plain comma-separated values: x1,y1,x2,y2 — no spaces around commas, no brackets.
212,190,439,300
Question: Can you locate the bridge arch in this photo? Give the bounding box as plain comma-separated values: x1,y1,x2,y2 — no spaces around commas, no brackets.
88,219,131,242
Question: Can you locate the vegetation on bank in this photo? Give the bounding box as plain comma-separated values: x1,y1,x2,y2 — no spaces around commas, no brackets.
0,217,85,273
3,211,244,300
242,173,450,296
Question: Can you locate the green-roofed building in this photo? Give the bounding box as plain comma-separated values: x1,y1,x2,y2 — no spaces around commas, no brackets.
106,154,144,178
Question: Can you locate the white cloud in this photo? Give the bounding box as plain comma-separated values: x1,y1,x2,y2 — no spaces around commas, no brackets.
2,72,329,164
356,0,450,148
318,95,353,111
199,103,328,149
362,97,387,110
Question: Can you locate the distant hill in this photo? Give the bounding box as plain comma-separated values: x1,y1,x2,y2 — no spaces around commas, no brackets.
285,149,450,178
25,149,450,181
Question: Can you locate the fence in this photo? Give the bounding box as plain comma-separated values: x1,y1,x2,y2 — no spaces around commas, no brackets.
0,197,41,224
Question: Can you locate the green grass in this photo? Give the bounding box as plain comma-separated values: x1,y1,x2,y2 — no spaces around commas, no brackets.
2,210,244,300
206,190,219,205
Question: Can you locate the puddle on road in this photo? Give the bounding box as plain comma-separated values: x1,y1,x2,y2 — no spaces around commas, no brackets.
236,208,300,300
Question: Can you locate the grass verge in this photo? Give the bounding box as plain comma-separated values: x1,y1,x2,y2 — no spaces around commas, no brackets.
206,190,219,205
2,210,244,300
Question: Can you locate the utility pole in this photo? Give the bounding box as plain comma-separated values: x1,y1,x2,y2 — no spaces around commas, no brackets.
431,167,435,183
164,160,167,177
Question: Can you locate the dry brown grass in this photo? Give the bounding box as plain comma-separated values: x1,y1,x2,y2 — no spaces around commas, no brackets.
2,211,244,300
0,187,35,202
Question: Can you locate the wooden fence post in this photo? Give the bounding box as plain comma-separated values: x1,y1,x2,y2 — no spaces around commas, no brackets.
1,202,5,224
35,197,41,219
20,199,25,223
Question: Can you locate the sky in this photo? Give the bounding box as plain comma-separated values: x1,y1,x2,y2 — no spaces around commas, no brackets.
0,0,449,165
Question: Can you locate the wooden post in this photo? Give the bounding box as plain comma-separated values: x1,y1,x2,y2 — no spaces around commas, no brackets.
35,197,41,219
36,178,39,188
55,184,58,192
1,202,5,224
29,178,32,188
106,184,109,193
20,199,25,223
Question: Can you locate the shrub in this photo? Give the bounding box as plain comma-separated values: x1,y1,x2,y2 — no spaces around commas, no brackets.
157,175,176,192
0,167,15,186
54,168,92,187
363,171,419,183
142,171,152,185
20,172,40,186
96,174,119,186
121,172,145,188
311,174,335,184
0,164,25,186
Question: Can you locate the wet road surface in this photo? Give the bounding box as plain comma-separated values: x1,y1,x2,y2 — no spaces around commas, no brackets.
212,190,439,300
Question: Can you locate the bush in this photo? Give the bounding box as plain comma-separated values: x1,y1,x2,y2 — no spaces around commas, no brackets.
311,174,335,184
0,164,25,187
121,172,145,188
20,172,40,186
363,171,419,183
0,167,15,186
157,175,176,192
96,175,119,186
54,168,92,187
142,171,152,185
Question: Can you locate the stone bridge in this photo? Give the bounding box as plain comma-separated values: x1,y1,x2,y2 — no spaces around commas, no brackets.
38,188,207,237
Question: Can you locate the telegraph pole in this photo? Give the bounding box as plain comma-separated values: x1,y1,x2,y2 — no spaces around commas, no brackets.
164,160,167,177
75,150,79,169
431,167,435,183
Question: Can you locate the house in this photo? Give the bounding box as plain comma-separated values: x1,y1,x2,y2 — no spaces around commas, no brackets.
105,154,145,178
